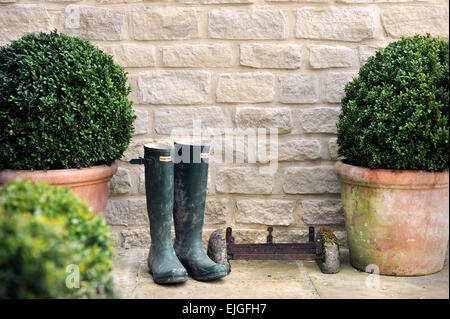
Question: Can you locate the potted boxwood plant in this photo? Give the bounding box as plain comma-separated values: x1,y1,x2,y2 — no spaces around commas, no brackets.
0,31,135,213
335,35,449,276
0,179,116,298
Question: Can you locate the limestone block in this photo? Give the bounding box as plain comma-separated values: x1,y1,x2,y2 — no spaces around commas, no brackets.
328,137,339,160
153,106,227,135
106,198,149,226
205,198,229,225
0,4,51,42
283,167,340,194
279,74,319,104
162,44,233,68
216,167,275,194
381,6,449,38
121,228,150,249
309,45,356,69
216,73,275,103
137,71,210,105
293,107,340,134
278,139,321,161
240,44,301,69
236,199,295,226
208,6,286,39
131,7,199,40
296,7,375,42
324,73,356,103
99,44,155,68
235,107,292,134
299,199,344,225
108,167,132,195
64,5,125,40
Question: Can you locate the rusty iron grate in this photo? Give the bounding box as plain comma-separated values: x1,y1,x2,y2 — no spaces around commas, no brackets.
226,226,324,261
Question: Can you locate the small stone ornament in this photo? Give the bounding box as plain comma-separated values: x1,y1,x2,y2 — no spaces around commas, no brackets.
316,228,340,274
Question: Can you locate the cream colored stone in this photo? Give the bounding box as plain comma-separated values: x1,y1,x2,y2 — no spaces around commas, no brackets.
235,107,292,134
106,198,149,226
240,44,301,69
121,138,145,162
216,73,275,103
137,71,210,105
280,74,319,104
226,229,267,244
381,6,449,38
162,44,233,68
133,109,149,135
296,7,375,42
207,171,214,195
293,107,340,134
120,228,150,249
208,6,286,39
126,74,139,105
216,167,275,194
109,167,132,195
97,0,143,3
99,44,155,68
324,73,356,103
299,199,344,225
283,167,340,194
0,4,51,42
359,44,384,65
153,106,227,135
131,7,199,40
328,137,339,160
236,199,295,226
180,0,254,3
278,139,321,161
138,167,145,195
205,198,229,225
63,5,125,40
272,229,310,244
309,45,356,69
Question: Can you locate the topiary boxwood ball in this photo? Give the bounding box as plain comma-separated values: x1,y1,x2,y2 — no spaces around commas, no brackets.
0,31,135,170
337,35,449,171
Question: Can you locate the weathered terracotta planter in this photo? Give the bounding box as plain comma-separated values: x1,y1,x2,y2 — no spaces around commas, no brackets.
0,162,118,214
334,161,449,276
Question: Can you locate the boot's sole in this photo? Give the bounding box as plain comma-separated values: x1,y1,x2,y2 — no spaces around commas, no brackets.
190,269,228,282
154,275,188,284
149,268,188,285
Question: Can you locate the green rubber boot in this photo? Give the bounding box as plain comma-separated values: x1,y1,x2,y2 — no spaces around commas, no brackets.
173,142,228,281
131,143,187,284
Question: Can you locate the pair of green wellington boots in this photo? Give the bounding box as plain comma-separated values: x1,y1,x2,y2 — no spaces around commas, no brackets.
131,142,227,284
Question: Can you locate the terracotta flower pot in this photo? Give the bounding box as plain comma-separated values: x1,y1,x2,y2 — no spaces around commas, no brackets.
0,162,118,214
334,161,449,276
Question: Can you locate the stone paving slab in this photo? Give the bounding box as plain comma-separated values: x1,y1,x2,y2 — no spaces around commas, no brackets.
112,247,449,299
302,250,449,299
134,259,318,299
112,248,318,299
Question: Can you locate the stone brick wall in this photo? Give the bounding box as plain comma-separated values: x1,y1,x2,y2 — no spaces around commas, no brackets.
1,0,448,248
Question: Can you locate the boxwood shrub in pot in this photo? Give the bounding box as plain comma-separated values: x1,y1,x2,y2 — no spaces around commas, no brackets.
0,31,135,213
334,35,449,276
0,179,116,298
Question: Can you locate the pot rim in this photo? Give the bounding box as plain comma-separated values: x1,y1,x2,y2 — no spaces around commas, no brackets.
334,161,449,189
0,161,118,186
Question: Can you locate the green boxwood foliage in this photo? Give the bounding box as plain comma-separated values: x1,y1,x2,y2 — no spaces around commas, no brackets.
337,35,449,171
0,179,116,299
0,31,135,170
